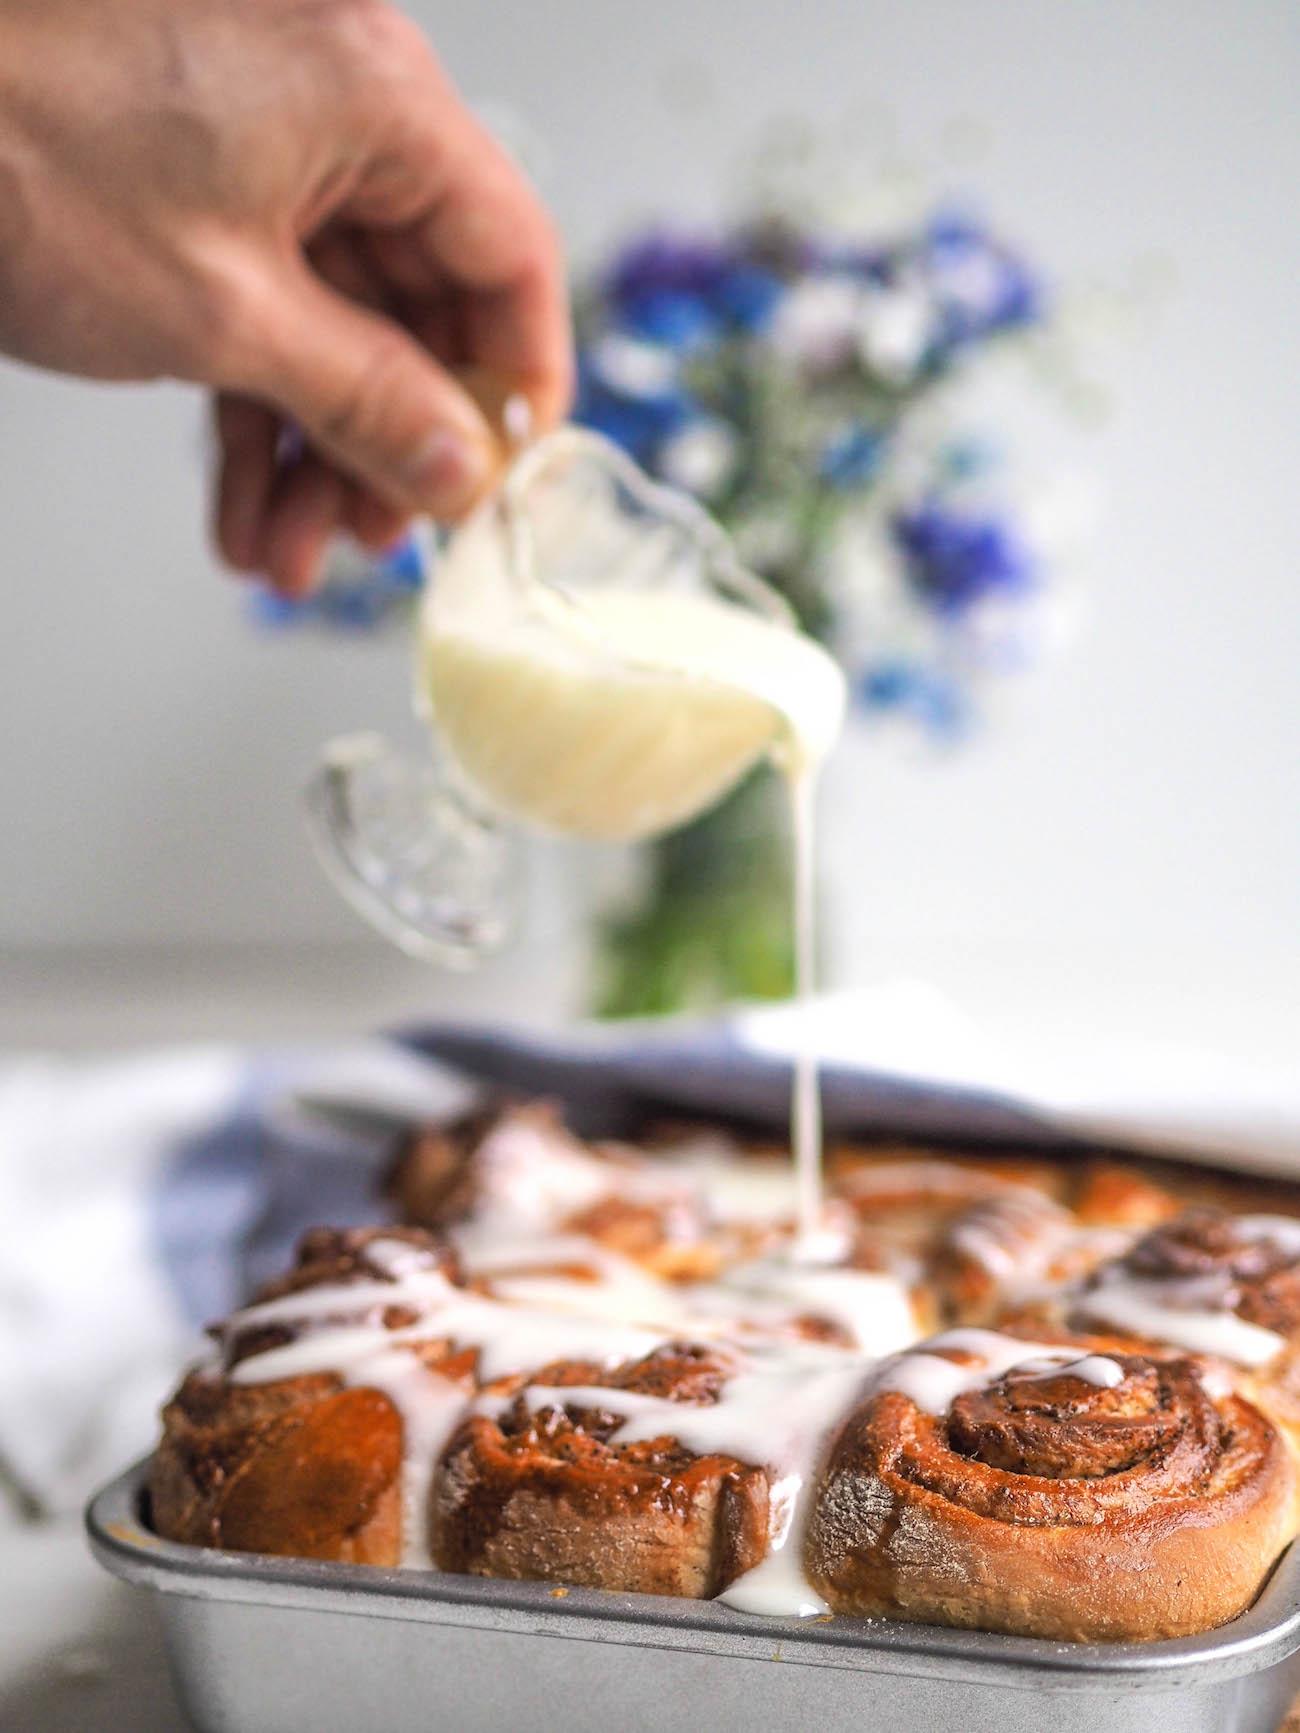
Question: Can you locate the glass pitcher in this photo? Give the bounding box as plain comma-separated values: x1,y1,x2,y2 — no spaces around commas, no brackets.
304,424,845,967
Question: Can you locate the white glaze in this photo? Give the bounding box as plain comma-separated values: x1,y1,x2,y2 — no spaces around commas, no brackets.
947,1191,1073,1283
466,1231,918,1354
455,1110,670,1237
424,582,846,843
451,1231,621,1278
703,1256,918,1355
869,1329,1121,1415
651,1136,800,1224
352,1350,469,1569
524,1343,871,1617
223,1232,1141,1610
1076,1276,1286,1368
788,766,822,1246
1194,1359,1237,1401
1232,1215,1300,1256
229,1268,668,1389
1014,1352,1126,1389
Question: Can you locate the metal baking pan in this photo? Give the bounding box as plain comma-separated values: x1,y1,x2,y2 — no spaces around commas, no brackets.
88,1459,1300,1733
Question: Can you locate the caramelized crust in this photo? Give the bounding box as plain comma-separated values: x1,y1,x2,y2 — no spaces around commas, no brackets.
153,1373,405,1563
151,1226,465,1565
386,1109,504,1228
433,1346,770,1597
808,1352,1299,1641
1069,1162,1183,1229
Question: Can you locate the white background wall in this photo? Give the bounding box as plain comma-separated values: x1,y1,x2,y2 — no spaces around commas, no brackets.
0,0,1295,1034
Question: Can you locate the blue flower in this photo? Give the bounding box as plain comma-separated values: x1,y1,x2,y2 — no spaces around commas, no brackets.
714,264,783,332
606,234,734,308
920,210,1043,349
819,422,887,487
574,350,693,466
250,587,308,627
574,391,668,464
619,288,719,353
377,535,426,591
249,538,425,632
859,659,968,737
891,501,1035,615
250,581,393,631
316,585,391,629
607,231,784,338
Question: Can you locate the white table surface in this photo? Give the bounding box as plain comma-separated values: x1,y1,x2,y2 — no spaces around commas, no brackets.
0,1514,185,1731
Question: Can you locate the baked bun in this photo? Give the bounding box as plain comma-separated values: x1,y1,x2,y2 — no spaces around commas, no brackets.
151,1113,1300,1642
807,1331,1298,1640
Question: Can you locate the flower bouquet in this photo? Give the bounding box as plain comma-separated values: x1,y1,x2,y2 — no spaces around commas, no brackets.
573,209,1055,1016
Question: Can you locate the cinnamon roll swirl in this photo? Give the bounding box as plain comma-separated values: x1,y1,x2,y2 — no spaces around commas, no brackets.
807,1331,1299,1640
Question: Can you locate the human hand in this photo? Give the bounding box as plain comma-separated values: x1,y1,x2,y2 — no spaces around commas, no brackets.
0,0,572,591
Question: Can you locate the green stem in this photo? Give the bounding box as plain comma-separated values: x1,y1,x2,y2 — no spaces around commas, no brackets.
591,765,797,1019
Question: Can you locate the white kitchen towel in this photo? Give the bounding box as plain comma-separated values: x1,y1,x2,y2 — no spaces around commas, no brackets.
0,1042,469,1514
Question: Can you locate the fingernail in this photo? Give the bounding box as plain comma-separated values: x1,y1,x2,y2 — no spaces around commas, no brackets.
405,429,491,517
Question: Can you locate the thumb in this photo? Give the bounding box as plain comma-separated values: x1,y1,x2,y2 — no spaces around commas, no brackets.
238,266,500,521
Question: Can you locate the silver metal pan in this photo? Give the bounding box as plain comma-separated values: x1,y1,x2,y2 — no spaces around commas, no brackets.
88,1460,1300,1733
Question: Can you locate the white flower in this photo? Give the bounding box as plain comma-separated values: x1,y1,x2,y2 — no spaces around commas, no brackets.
769,276,865,372
656,419,738,500
857,284,935,385
931,248,1008,322
591,333,679,399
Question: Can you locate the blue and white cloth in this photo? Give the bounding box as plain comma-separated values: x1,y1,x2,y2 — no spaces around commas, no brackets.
2,987,1296,1512
0,1043,469,1513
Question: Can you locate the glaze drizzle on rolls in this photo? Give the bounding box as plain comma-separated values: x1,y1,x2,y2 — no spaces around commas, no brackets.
151,1111,1300,1641
1076,1211,1300,1364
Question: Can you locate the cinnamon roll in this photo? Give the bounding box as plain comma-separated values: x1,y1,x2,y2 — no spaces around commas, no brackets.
1065,1211,1300,1438
433,1344,771,1597
390,1102,762,1281
152,1230,469,1564
150,1126,1300,1643
151,1223,913,1585
837,1154,1167,1325
807,1329,1300,1641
